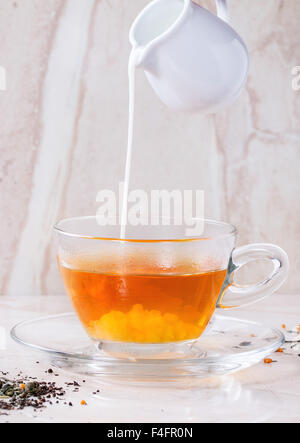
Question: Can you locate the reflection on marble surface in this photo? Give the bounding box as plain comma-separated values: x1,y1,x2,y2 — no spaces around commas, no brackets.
0,295,299,423
92,377,279,423
0,0,299,296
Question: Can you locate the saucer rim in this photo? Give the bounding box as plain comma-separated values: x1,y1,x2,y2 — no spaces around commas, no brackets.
10,312,285,366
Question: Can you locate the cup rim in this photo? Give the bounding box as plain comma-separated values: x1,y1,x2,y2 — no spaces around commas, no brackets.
53,216,237,243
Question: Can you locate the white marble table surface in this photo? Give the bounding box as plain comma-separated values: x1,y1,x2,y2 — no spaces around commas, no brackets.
0,294,299,424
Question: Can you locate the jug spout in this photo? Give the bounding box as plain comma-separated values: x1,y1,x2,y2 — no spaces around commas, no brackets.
129,0,190,73
128,46,147,72
128,45,157,77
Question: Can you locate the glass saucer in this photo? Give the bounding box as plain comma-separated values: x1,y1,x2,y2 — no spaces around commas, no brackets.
11,313,284,380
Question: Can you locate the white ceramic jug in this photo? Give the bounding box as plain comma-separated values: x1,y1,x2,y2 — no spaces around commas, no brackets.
130,0,249,113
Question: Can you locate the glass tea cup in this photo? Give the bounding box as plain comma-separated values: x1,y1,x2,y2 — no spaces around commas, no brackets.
54,216,288,358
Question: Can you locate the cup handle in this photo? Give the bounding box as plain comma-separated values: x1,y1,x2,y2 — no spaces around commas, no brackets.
217,243,289,309
215,0,229,23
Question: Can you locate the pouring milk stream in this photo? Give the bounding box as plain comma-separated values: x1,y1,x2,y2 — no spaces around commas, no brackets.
120,0,249,238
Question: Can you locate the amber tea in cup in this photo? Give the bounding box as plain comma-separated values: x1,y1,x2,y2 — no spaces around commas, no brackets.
59,261,227,344
55,217,288,356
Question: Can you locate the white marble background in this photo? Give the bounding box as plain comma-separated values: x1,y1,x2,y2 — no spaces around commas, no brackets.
0,0,299,296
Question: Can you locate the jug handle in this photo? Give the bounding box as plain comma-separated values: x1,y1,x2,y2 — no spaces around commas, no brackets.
215,0,229,23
